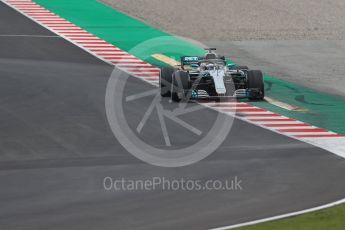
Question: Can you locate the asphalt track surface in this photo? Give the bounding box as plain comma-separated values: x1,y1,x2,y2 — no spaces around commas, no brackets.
1,3,345,230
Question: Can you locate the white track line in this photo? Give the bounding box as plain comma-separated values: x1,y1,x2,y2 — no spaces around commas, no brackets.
0,34,59,37
210,197,345,230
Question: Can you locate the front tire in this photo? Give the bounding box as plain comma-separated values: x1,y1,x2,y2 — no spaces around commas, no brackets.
247,70,265,100
160,67,175,97
171,71,190,102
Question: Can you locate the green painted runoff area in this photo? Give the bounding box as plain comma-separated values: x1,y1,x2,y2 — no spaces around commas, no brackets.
34,0,345,135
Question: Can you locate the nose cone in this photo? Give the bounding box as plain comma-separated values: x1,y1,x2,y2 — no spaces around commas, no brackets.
209,69,226,94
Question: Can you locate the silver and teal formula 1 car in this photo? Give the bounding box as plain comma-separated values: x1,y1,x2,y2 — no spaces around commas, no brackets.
160,48,265,102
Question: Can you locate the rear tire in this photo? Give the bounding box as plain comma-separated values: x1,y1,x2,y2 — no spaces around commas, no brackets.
171,71,190,102
247,70,265,100
160,67,175,97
